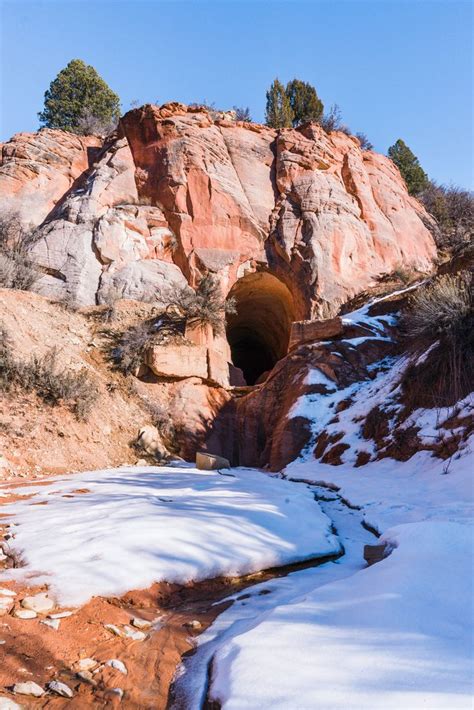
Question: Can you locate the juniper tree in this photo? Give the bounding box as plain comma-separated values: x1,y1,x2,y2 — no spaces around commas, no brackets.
38,59,121,135
265,79,294,129
286,79,323,127
388,139,429,195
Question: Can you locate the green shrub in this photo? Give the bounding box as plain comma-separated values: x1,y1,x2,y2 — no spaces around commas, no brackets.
388,139,429,196
286,79,323,127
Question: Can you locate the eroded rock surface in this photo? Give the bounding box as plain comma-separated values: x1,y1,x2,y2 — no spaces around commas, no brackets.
1,103,436,315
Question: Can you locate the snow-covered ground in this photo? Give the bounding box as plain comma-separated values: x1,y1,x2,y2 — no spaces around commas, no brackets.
206,517,472,710
172,291,473,710
0,465,340,605
1,286,472,708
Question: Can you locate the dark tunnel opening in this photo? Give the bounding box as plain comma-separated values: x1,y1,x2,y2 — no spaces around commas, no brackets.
226,272,295,386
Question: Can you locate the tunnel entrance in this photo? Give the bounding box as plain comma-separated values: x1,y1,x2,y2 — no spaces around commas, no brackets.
226,272,295,385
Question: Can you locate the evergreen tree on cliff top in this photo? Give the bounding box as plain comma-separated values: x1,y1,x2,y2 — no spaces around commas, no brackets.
265,79,294,129
38,59,121,135
286,79,324,127
388,139,429,195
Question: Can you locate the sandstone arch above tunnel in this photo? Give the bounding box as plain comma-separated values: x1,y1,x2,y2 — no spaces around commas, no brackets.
225,272,296,385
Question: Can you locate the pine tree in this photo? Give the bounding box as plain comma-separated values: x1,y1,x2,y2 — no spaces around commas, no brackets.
265,79,294,129
38,59,121,135
286,79,324,127
388,139,429,195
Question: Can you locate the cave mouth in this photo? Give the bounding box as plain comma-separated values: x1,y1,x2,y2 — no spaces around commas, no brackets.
226,272,295,386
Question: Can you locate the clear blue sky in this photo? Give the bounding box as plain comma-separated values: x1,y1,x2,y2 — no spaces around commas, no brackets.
1,0,472,187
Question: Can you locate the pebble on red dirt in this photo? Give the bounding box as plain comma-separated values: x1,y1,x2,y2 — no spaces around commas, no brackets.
48,681,73,698
13,681,44,697
20,593,54,614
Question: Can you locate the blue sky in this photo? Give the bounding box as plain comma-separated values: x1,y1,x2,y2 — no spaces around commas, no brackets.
1,0,472,187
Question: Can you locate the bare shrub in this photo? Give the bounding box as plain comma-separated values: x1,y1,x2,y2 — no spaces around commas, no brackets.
0,213,40,291
164,274,236,336
0,327,98,420
0,325,16,391
362,406,389,442
112,321,155,374
419,182,473,251
355,132,373,151
319,104,351,135
75,107,118,137
401,271,474,407
233,106,252,122
392,264,414,285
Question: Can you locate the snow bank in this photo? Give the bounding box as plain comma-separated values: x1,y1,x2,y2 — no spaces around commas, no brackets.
209,520,473,709
0,466,340,605
286,437,473,533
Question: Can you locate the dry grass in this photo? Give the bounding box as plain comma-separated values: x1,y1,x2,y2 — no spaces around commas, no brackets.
401,271,473,408
0,326,99,420
0,213,40,291
164,273,236,336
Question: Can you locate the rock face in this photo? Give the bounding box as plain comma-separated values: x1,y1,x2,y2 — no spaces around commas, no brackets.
0,104,437,411
0,129,101,226
1,103,436,317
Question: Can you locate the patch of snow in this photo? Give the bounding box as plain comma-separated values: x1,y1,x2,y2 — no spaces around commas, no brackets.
208,520,473,710
172,487,375,708
0,466,340,606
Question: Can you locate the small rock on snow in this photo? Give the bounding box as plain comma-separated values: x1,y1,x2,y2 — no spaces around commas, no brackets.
13,682,44,697
106,659,127,675
48,681,73,698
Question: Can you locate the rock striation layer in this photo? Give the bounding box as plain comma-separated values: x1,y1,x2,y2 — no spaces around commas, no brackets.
1,103,436,317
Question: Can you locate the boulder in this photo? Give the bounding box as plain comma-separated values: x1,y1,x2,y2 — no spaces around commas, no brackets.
20,593,54,614
13,682,44,698
288,317,344,351
97,258,187,304
207,349,231,388
47,681,73,698
364,542,391,566
0,697,23,709
146,344,208,380
196,452,230,470
136,425,167,459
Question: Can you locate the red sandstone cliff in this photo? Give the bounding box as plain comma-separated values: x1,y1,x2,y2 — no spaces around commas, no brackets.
0,103,436,316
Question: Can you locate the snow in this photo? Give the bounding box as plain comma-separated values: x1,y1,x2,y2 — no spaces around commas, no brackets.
171,287,474,710
172,485,376,708
0,465,340,606
208,520,473,710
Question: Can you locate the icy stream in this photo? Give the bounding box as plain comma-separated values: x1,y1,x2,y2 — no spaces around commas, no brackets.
170,485,376,708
